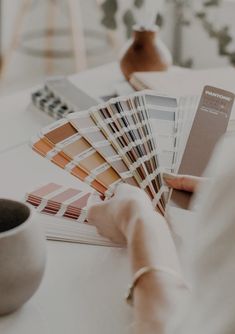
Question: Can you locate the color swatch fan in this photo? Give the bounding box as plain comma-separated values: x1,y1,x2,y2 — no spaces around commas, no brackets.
31,79,234,219
31,89,181,214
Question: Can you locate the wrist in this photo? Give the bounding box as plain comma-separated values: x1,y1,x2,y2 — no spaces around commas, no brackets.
117,199,154,238
124,209,158,244
127,212,182,275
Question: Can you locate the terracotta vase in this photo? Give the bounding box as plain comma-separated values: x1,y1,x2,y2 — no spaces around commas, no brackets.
120,25,172,81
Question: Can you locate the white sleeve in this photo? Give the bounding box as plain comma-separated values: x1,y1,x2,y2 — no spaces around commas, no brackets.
169,135,235,334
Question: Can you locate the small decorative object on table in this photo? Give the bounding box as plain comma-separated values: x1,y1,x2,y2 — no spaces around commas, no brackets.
120,24,172,81
0,199,46,315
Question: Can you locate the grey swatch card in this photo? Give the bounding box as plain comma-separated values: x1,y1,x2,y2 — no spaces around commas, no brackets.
32,77,98,119
170,85,235,209
45,78,98,111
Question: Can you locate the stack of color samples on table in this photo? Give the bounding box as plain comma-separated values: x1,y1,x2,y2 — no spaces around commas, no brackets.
26,182,119,247
31,81,201,215
25,182,103,223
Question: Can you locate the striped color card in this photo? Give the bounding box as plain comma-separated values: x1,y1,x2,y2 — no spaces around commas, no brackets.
32,118,122,198
90,95,169,212
67,109,138,187
129,93,167,208
26,184,122,247
90,103,154,197
31,135,107,195
143,93,178,173
26,183,103,223
104,96,160,201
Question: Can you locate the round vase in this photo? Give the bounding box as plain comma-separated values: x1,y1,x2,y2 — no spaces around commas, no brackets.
120,25,172,81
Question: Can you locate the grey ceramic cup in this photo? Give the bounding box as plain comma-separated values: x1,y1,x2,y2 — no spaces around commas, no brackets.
0,199,46,315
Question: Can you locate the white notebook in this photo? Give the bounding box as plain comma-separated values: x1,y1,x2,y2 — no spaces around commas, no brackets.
130,67,235,97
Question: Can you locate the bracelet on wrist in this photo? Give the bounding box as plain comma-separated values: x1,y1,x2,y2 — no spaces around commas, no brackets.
126,265,188,306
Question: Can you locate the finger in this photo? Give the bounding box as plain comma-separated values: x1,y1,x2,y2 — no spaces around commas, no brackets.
163,173,200,192
165,175,197,192
179,176,199,192
114,184,152,206
114,183,141,198
87,206,126,244
87,201,110,224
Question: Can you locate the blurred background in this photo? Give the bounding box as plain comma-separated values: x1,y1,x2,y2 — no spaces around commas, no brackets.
0,0,235,96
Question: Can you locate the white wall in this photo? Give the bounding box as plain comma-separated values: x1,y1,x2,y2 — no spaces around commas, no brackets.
0,0,115,95
1,0,235,96
181,1,235,68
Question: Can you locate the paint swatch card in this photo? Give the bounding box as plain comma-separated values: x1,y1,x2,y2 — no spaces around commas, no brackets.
31,118,123,198
67,109,138,187
32,77,98,119
171,86,234,209
144,93,178,172
26,183,103,223
90,97,164,209
25,183,122,247
107,93,167,210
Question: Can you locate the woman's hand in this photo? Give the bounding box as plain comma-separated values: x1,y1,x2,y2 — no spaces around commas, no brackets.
87,184,156,244
163,173,206,193
88,184,183,334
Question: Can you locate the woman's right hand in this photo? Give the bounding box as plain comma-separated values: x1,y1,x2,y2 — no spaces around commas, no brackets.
163,173,206,193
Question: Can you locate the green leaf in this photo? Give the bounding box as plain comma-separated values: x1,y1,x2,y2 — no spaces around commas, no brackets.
134,0,144,9
180,19,191,26
100,0,118,30
203,0,220,7
155,13,164,27
195,11,206,19
180,58,193,68
101,0,118,14
123,10,136,38
101,16,117,30
228,52,235,66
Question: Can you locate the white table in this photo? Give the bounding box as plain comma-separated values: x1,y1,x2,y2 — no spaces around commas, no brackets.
0,63,198,334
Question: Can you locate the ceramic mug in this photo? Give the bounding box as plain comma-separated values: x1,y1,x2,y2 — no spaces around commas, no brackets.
0,199,46,315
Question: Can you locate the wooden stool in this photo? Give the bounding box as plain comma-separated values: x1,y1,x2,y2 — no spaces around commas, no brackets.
0,0,87,77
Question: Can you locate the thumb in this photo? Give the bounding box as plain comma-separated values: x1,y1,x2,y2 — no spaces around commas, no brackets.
163,173,200,192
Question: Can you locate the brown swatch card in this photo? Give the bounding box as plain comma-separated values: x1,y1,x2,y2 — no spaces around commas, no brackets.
170,85,235,209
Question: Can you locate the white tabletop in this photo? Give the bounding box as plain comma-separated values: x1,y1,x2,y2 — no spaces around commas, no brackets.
0,63,196,334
